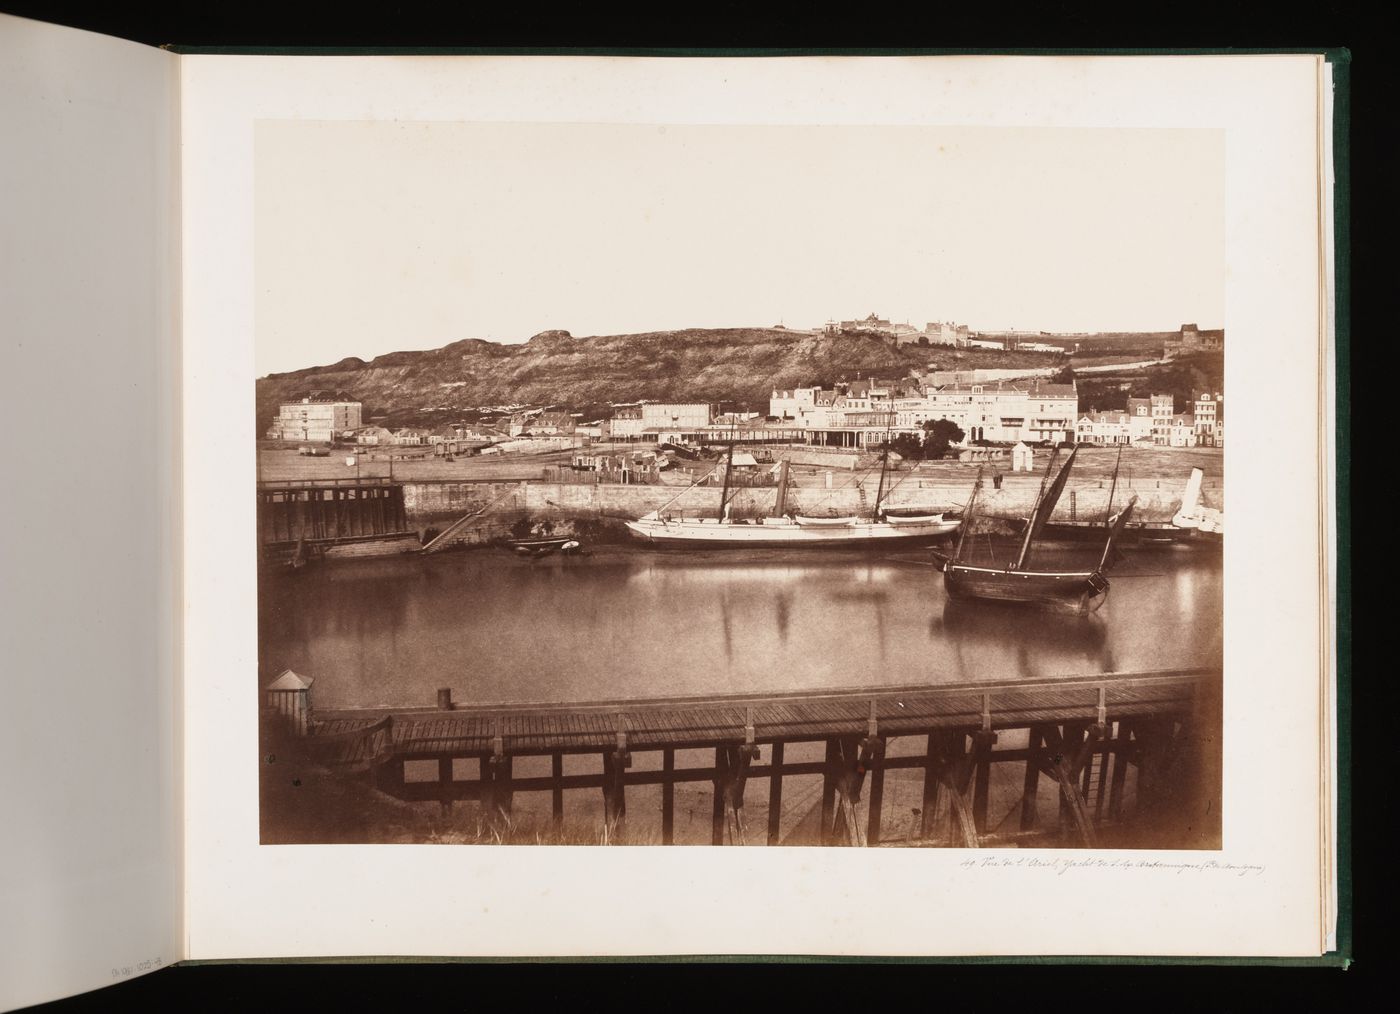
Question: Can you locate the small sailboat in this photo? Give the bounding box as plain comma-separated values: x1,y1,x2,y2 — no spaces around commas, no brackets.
937,444,1137,615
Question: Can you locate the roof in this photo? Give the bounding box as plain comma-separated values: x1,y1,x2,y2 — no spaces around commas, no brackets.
1024,381,1077,398
267,669,313,691
730,452,759,467
933,380,1075,398
1080,411,1129,424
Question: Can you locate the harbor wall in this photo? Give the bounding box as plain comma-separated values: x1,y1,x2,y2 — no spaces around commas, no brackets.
399,474,1223,538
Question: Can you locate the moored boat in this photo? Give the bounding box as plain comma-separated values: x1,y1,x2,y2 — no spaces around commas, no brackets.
938,445,1137,615
624,435,961,548
505,535,582,557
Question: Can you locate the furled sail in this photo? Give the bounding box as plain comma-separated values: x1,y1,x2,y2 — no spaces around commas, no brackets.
1015,445,1079,569
1099,495,1140,569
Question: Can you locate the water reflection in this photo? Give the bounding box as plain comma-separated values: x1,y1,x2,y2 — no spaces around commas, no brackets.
258,544,1222,710
938,600,1114,679
774,591,791,644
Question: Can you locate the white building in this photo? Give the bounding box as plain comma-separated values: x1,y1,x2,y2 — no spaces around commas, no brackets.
1193,392,1223,446
1124,398,1155,442
267,397,362,443
1076,410,1133,445
924,321,971,347
606,405,644,440
1167,414,1196,448
893,380,1078,444
1149,394,1175,444
641,402,712,430
770,387,820,420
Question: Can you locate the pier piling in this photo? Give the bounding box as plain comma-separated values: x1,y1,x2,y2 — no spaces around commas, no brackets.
279,668,1220,848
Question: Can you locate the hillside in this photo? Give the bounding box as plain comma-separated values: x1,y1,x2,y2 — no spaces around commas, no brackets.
255,327,1063,431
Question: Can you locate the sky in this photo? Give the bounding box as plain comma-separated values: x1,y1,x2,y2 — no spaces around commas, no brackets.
255,121,1225,377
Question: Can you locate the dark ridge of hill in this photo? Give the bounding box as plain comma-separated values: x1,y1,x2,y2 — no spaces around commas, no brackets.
254,326,1072,431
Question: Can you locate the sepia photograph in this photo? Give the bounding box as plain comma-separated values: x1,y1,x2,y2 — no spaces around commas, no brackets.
255,120,1225,850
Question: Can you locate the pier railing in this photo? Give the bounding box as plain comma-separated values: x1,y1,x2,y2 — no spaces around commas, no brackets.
269,667,1221,848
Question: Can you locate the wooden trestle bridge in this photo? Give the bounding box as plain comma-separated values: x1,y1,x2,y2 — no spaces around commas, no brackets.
265,667,1220,847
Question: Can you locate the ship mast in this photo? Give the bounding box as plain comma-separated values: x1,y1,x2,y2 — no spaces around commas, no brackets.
872,407,894,517
1103,443,1124,526
952,467,983,564
717,422,737,521
773,458,791,517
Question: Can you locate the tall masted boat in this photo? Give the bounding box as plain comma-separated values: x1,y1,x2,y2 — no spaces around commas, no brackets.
1021,459,1216,546
934,444,1137,615
624,438,961,548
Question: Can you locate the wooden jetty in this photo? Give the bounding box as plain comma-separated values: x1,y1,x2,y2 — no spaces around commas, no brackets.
257,478,418,565
265,667,1220,847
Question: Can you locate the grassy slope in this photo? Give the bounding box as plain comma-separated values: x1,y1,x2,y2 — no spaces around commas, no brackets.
254,327,1065,432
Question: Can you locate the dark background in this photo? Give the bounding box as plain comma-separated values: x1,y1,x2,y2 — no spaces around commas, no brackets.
2,2,1363,1009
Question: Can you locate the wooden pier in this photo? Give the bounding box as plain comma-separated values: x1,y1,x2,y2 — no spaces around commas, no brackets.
257,478,417,564
266,667,1221,847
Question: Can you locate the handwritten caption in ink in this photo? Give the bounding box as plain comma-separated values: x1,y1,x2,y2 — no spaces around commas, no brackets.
959,856,1264,877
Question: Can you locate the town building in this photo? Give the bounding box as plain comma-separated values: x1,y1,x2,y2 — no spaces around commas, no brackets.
354,425,395,446
1125,398,1154,442
525,411,576,436
267,396,362,443
892,379,1078,444
769,387,821,420
1165,415,1194,447
834,379,893,413
641,403,712,431
1075,410,1133,445
605,405,644,440
1149,394,1176,444
1193,392,1223,446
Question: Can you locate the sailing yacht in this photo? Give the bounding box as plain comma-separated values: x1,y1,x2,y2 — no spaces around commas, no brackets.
935,445,1137,614
623,435,960,548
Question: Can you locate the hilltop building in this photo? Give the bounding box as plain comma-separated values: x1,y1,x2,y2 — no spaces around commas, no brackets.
1165,323,1225,358
924,321,972,347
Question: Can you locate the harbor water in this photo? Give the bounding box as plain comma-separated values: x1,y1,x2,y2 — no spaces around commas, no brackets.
258,542,1223,711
